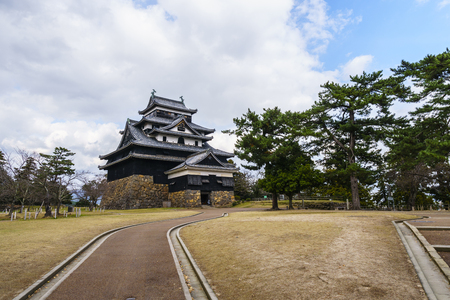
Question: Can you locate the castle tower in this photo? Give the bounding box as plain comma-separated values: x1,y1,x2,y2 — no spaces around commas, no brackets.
99,93,237,208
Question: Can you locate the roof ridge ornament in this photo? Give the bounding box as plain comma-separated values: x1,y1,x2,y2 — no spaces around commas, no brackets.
151,89,157,100
180,96,184,104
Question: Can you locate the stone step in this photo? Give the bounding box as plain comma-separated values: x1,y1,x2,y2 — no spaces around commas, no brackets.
433,245,450,252
416,226,450,231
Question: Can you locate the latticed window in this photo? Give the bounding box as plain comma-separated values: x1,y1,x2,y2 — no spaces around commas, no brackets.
188,175,202,185
222,177,235,187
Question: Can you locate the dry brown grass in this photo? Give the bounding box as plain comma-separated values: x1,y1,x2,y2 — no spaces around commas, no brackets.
181,210,427,300
0,209,197,300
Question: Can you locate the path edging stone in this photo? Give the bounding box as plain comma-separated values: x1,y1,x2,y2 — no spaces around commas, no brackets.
12,211,202,300
167,213,228,300
404,221,450,283
392,217,438,300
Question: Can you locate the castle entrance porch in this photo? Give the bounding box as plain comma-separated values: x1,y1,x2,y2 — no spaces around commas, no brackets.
201,192,211,205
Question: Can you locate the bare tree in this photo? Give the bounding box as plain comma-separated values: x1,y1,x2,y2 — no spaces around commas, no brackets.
77,173,107,211
0,149,39,216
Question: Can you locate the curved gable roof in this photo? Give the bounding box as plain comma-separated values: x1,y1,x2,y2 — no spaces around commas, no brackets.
164,149,237,175
138,95,197,115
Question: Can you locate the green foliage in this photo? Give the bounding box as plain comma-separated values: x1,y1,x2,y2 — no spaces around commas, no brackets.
224,107,296,209
259,141,322,208
300,71,409,209
224,107,290,171
38,147,76,216
40,147,76,179
225,108,318,209
233,170,256,199
75,198,90,207
392,48,450,162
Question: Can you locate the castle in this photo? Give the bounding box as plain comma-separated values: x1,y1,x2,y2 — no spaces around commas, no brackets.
99,92,237,208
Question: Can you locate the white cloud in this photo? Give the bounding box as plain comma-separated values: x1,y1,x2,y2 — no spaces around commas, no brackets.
340,55,374,80
292,0,361,53
439,0,450,8
0,0,358,171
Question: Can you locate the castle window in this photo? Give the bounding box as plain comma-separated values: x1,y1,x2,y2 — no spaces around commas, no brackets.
222,178,235,187
178,137,185,144
163,136,167,142
195,141,199,146
188,175,202,185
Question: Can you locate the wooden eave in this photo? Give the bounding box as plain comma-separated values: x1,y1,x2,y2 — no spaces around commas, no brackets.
164,164,238,175
99,153,185,170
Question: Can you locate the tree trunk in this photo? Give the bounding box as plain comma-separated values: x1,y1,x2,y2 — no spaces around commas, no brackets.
288,195,294,210
56,202,61,215
348,122,361,210
44,190,52,217
350,173,361,210
8,200,15,217
44,205,52,217
408,187,418,211
271,193,279,210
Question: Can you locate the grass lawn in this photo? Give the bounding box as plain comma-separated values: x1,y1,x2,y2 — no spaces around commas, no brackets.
0,208,198,300
181,210,427,300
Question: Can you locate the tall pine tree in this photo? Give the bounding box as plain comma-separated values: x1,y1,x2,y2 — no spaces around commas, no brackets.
301,71,408,209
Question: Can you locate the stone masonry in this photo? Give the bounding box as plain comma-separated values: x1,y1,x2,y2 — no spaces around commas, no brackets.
101,175,168,209
101,175,235,209
169,190,201,208
211,190,234,208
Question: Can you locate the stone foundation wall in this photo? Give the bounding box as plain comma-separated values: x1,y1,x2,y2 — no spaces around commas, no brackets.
101,175,234,209
101,175,168,209
169,190,201,208
211,190,234,208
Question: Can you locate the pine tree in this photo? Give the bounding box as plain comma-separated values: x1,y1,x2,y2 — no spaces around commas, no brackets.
301,71,409,209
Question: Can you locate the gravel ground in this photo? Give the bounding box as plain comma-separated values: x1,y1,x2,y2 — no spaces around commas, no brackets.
181,211,427,300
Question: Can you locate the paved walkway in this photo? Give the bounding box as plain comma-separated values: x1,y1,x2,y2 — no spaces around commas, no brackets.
38,209,450,300
45,209,230,300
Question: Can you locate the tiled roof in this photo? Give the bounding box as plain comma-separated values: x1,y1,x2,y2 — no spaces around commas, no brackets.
99,94,233,171
135,115,215,134
138,96,198,115
115,119,139,150
99,128,233,160
160,117,199,134
150,128,213,141
164,149,237,174
99,153,185,169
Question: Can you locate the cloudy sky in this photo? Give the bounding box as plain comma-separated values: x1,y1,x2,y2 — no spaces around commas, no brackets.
1,0,449,173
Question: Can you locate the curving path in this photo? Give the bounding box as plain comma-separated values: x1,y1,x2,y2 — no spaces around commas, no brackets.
43,209,232,300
